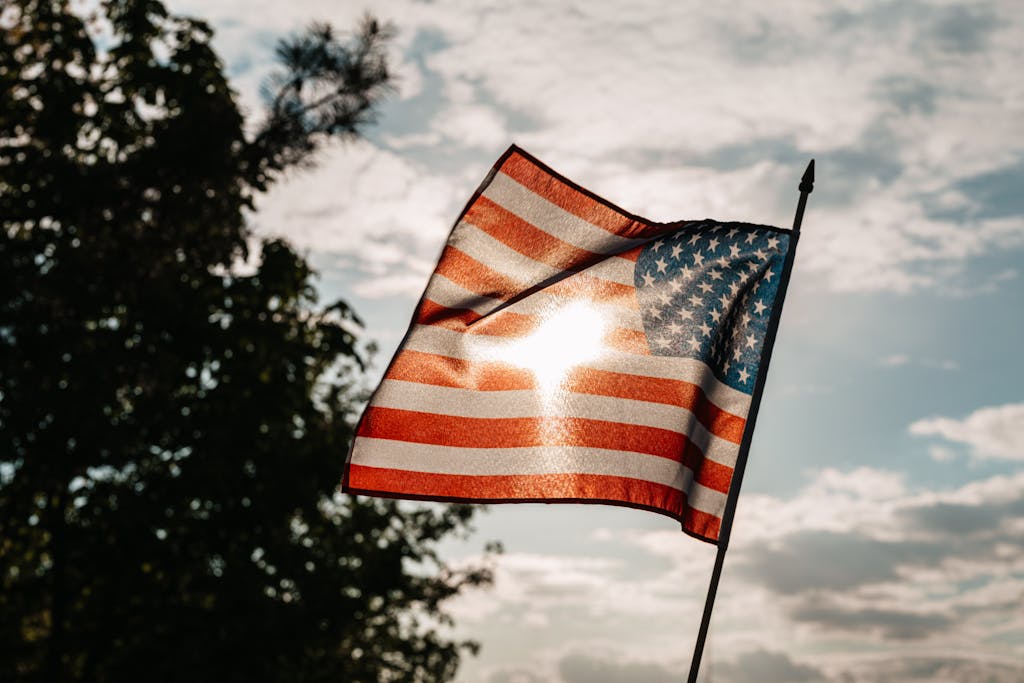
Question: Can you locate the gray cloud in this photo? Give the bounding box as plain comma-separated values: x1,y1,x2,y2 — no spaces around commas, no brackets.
556,650,827,683
838,656,1024,683
716,650,827,683
926,5,1000,55
736,531,945,594
875,75,940,115
489,669,551,683
897,499,1024,536
790,600,952,640
557,653,678,683
826,1,999,55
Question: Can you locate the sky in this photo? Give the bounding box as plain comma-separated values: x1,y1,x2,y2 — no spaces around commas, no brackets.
167,1,1024,681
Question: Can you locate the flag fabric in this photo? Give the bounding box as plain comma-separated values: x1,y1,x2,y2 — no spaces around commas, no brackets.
343,145,798,543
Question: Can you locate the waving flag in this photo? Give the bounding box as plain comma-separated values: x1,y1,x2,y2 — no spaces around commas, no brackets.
343,146,799,543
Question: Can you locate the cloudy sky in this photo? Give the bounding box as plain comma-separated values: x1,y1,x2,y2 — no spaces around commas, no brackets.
169,1,1024,680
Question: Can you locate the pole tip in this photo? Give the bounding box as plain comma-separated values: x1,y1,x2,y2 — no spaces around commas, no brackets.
799,159,815,194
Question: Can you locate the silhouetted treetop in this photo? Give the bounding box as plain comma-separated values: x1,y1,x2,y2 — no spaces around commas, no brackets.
0,2,492,682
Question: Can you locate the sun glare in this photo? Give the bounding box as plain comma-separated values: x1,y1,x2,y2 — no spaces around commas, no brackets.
480,300,609,400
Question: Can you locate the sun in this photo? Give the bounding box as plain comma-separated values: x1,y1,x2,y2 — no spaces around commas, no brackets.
479,300,609,402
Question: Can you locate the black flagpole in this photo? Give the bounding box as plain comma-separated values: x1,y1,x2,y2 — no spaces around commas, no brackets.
686,159,815,683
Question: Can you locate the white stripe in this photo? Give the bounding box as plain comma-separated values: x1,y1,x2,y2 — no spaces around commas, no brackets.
450,221,637,291
483,172,647,255
422,274,502,317
350,437,727,516
582,256,635,286
421,272,644,331
371,379,740,467
401,324,751,418
449,222,560,288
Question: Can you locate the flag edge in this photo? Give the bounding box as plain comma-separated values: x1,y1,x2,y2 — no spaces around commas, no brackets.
342,483,721,546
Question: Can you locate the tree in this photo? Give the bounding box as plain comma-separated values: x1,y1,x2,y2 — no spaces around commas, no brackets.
0,2,493,681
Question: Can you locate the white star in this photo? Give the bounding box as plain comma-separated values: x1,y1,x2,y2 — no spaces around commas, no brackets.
667,321,683,335
754,248,767,261
745,232,757,244
679,265,693,279
707,237,720,252
719,293,731,309
655,335,671,349
657,290,672,306
727,228,738,239
738,367,750,384
733,346,743,361
650,307,662,319
687,337,701,352
753,300,767,315
679,308,693,321
745,333,757,349
693,252,705,267
764,269,775,282
709,269,723,281
655,257,668,273
642,272,656,287
668,279,683,294
729,243,741,258
767,236,780,250
717,256,730,268
698,321,712,337
689,294,703,308
709,308,722,322
698,281,713,294
670,243,683,259
747,260,761,273
723,360,731,374
651,239,665,252
728,281,742,296
688,233,701,246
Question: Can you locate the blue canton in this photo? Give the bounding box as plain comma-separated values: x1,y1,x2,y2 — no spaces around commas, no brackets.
634,220,790,394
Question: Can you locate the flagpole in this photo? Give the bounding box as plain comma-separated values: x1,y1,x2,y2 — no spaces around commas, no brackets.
686,159,814,683
791,159,815,234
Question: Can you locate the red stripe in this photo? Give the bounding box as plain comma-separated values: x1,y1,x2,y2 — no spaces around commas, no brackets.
347,464,722,542
434,245,522,301
416,299,645,354
385,350,745,445
564,368,744,444
388,350,536,391
434,245,640,313
617,245,643,262
358,407,734,494
543,273,640,310
465,196,605,272
605,327,650,356
416,299,538,337
499,153,690,241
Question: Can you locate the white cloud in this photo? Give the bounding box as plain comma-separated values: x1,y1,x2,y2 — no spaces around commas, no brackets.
165,0,1024,296
449,466,1024,682
909,402,1024,461
250,140,461,298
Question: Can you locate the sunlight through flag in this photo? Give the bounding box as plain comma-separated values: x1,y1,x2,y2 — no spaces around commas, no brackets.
343,145,801,543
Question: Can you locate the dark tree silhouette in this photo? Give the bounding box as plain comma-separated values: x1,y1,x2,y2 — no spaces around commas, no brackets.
0,2,493,681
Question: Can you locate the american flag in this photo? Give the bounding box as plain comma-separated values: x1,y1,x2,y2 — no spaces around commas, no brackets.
343,146,795,543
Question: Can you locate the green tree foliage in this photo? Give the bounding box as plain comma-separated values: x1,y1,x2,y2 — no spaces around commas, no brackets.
0,2,493,681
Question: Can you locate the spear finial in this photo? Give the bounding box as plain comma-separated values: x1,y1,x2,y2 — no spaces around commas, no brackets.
792,159,815,233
